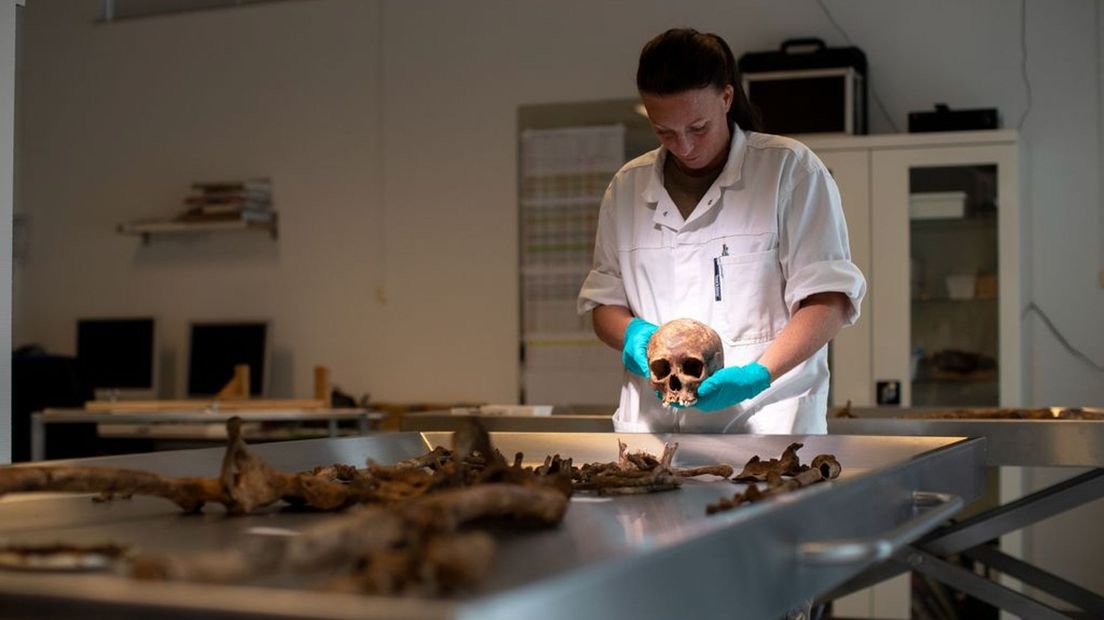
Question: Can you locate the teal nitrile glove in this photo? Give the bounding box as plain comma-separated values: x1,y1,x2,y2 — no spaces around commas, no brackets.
621,317,658,378
689,362,772,412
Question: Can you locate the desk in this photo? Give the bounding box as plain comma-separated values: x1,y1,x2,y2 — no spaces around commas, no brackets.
31,408,385,462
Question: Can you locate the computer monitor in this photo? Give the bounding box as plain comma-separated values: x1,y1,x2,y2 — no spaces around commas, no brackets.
76,318,156,398
187,321,268,397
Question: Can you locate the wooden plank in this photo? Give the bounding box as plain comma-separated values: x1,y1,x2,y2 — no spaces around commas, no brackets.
314,365,331,407
84,398,327,412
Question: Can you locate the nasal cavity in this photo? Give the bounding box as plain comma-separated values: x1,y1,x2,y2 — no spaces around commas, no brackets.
682,358,704,378
670,375,682,391
650,360,671,380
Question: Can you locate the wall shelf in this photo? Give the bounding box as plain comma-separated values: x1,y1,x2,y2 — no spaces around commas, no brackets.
117,214,278,244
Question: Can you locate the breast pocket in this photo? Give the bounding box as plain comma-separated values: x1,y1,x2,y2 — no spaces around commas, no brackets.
715,249,787,345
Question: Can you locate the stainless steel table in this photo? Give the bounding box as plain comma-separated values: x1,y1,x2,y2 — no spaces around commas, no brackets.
31,408,385,461
0,431,985,620
828,407,1104,619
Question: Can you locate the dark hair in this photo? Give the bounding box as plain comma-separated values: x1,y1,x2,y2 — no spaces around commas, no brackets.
636,28,762,132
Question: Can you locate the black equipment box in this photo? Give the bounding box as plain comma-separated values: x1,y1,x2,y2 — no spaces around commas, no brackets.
738,38,867,135
908,104,1000,133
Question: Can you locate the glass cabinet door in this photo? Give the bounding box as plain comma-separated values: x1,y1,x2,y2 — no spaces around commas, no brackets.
909,164,1000,406
871,142,1021,408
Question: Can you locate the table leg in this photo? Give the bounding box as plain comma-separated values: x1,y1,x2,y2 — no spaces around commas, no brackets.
31,413,45,461
963,543,1104,617
826,470,1104,617
357,414,370,434
920,469,1104,555
898,548,1075,620
327,418,338,438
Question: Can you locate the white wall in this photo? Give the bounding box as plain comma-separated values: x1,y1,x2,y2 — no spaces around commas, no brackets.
17,0,392,400
17,0,1104,408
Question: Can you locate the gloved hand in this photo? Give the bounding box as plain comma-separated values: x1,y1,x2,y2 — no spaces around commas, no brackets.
687,362,772,412
621,317,658,378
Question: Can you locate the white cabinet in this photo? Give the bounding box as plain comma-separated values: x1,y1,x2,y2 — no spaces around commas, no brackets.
806,130,1023,619
806,130,1024,409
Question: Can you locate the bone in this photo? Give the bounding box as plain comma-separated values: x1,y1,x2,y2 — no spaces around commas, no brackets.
646,318,724,407
128,483,568,584
572,440,733,493
6,418,579,597
674,464,734,478
0,467,228,513
732,442,805,481
0,418,569,515
707,448,842,515
6,418,742,596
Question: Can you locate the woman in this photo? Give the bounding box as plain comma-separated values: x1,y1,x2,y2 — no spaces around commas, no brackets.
577,28,866,434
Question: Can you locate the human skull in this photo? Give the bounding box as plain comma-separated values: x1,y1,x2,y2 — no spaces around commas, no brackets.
646,318,724,407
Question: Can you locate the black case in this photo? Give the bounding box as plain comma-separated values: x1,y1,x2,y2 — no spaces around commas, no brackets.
738,38,867,74
909,104,1000,133
738,38,868,135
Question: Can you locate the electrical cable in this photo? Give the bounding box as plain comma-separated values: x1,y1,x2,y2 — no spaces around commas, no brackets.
1022,302,1104,372
1019,4,1103,374
1017,0,1033,130
815,0,899,133
1097,0,1104,274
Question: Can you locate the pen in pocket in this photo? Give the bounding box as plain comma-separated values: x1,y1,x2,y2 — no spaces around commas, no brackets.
713,257,722,301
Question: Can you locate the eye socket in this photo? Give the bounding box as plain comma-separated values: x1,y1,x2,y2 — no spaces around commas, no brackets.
650,359,672,380
681,358,705,379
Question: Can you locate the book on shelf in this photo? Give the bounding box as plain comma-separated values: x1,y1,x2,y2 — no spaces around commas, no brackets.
186,189,272,203
184,197,272,214
183,177,274,218
191,178,272,195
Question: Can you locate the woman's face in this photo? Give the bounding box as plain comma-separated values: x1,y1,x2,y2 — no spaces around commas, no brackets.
641,85,733,172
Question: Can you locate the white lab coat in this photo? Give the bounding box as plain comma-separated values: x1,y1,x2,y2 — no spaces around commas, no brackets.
577,127,866,434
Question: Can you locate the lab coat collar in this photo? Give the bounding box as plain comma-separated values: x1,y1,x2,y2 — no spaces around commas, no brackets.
645,125,749,228
715,124,748,189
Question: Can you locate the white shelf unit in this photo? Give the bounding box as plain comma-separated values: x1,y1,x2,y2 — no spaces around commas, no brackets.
518,126,625,406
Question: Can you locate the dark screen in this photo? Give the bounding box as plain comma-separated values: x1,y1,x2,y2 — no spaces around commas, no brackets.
76,318,155,390
748,76,846,134
187,322,267,396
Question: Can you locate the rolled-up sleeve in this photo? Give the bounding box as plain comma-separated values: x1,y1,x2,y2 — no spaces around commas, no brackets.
577,182,628,314
779,167,867,325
